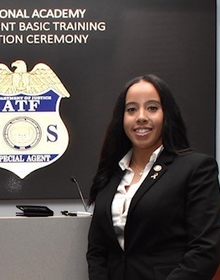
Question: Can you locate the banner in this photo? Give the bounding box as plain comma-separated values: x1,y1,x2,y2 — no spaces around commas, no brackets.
0,0,216,199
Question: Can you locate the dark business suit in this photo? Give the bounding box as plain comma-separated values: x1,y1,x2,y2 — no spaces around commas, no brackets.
87,150,220,280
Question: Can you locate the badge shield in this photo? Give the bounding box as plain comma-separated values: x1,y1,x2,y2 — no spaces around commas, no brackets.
0,61,70,179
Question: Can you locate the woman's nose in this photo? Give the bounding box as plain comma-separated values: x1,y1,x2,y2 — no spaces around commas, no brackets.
136,109,148,123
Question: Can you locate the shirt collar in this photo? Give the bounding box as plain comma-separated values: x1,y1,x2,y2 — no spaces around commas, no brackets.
119,145,164,171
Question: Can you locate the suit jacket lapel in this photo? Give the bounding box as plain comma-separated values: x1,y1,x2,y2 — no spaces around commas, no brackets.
128,151,175,215
105,169,125,227
103,151,176,245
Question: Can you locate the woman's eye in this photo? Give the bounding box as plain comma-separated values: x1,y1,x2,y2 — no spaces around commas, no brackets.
148,106,158,111
127,107,136,112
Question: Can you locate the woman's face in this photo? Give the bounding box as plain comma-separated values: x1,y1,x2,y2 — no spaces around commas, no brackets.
123,80,164,152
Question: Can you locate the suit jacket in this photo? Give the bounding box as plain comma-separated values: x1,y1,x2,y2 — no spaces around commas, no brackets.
87,150,220,280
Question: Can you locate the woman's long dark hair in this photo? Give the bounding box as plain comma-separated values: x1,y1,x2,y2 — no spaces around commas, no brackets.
88,74,190,205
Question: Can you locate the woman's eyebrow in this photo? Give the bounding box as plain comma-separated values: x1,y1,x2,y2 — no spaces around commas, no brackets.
125,100,161,106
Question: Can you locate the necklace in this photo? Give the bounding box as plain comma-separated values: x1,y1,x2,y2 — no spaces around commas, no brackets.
132,159,145,176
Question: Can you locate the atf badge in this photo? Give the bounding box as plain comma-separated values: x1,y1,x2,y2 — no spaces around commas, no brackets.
0,60,70,179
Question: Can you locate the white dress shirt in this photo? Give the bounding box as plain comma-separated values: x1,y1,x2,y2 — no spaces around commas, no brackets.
111,146,163,249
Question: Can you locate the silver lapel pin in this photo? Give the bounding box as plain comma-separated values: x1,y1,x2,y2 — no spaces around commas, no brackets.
153,165,162,172
151,165,162,180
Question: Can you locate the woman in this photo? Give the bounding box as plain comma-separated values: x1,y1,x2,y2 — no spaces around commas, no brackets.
87,74,220,280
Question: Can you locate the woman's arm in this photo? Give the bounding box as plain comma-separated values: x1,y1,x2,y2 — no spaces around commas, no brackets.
87,205,110,280
167,155,220,280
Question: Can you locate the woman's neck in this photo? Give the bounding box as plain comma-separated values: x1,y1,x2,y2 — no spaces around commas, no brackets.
130,145,162,168
130,152,150,173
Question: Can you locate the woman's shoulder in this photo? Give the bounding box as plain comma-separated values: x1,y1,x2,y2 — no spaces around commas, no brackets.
176,150,218,167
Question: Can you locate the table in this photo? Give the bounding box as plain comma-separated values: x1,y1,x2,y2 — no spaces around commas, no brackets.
0,216,91,280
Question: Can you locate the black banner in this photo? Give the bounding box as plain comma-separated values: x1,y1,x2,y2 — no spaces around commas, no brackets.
0,0,216,199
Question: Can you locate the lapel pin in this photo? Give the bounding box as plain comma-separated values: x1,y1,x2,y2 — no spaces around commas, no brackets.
153,165,162,172
151,172,159,180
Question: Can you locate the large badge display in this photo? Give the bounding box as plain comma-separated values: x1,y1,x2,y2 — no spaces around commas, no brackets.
0,60,70,178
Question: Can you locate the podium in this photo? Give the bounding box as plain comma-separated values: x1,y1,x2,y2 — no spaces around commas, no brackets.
0,216,91,280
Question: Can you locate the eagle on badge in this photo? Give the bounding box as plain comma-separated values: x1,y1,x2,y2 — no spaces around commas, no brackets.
0,60,70,97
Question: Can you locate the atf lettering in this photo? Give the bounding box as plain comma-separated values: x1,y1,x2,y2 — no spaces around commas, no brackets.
2,100,40,112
